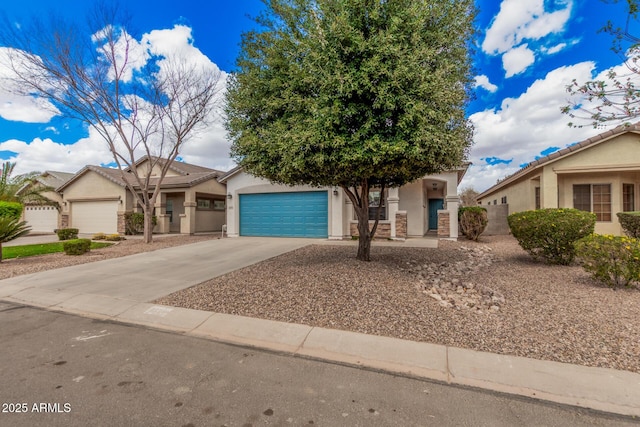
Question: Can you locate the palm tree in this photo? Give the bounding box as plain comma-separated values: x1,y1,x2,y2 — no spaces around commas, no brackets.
0,162,55,206
0,217,31,262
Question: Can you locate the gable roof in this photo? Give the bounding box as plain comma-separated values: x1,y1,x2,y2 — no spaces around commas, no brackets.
57,159,227,192
218,163,471,185
477,122,640,199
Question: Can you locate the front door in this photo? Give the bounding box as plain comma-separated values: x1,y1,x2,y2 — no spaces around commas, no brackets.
428,199,444,230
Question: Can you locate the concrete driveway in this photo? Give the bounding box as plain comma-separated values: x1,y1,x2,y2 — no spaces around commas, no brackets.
0,237,314,302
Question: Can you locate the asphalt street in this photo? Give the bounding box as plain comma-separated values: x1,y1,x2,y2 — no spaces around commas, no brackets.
0,302,635,427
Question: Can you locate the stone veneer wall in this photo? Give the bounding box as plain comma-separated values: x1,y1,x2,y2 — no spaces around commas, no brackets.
395,211,407,239
60,214,69,229
438,211,450,238
117,213,126,235
349,211,407,239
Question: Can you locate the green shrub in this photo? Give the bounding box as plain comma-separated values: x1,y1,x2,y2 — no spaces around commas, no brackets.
124,212,157,235
575,234,640,288
507,208,596,265
0,201,23,219
62,238,91,255
92,233,106,240
104,234,125,241
56,228,79,240
458,206,488,241
617,212,640,239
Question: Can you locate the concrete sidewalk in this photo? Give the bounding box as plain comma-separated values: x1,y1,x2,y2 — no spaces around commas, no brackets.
1,237,639,418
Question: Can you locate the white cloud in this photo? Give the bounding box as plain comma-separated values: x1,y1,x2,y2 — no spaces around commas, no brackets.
463,61,602,192
482,0,573,78
502,44,536,77
0,48,60,123
0,24,232,175
474,75,498,92
544,42,567,55
482,0,573,55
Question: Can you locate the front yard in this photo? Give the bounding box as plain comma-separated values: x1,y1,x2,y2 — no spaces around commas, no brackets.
155,235,640,374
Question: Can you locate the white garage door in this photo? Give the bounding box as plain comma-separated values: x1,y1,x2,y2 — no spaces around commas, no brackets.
71,201,119,234
24,205,58,233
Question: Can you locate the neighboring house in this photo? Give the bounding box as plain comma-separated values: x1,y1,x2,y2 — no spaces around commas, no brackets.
477,123,640,235
19,170,74,233
56,157,227,234
219,166,468,240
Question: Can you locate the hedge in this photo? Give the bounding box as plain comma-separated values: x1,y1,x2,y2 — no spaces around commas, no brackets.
458,206,488,241
57,228,79,240
0,201,23,219
617,212,640,239
62,238,91,255
507,208,596,265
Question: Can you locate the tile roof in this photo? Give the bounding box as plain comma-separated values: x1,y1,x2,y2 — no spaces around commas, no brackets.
57,158,226,192
477,122,640,199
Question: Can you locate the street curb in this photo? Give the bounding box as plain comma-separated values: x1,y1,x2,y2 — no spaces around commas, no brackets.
3,297,638,419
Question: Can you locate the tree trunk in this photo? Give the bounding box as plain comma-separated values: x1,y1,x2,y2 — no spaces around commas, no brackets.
356,210,372,261
343,182,374,262
143,202,153,244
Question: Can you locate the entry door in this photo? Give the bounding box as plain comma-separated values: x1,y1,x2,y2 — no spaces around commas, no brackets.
428,199,444,230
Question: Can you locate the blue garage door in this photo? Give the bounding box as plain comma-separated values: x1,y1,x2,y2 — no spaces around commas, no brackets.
239,192,328,238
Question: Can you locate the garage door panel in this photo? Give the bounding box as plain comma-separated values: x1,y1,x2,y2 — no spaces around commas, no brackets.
24,206,58,233
71,201,118,234
239,192,328,238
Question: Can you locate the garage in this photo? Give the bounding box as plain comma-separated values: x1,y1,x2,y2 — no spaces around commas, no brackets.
239,191,328,238
71,200,119,234
24,205,58,233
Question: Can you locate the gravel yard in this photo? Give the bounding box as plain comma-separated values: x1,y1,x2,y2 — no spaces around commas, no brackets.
155,235,640,374
0,235,218,279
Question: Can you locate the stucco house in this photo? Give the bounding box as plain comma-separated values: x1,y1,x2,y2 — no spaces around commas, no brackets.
18,170,74,233
56,157,227,235
477,123,640,235
219,166,468,240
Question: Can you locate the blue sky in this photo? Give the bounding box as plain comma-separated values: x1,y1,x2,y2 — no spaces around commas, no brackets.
0,0,635,192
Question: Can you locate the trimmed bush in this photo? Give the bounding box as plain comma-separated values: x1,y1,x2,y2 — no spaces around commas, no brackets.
92,233,106,240
617,212,640,239
458,206,488,241
104,234,125,241
124,212,157,235
507,208,596,265
575,234,640,288
0,201,23,219
62,238,91,255
57,228,79,241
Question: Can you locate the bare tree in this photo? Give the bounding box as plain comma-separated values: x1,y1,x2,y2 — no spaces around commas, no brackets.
0,3,222,242
458,186,479,207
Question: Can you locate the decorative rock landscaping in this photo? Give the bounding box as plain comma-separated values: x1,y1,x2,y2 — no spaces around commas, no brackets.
409,245,505,313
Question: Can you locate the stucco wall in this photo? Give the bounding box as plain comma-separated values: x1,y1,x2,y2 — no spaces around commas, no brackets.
62,171,127,202
398,180,424,237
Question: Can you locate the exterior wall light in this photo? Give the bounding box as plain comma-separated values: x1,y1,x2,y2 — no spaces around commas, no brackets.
227,193,233,199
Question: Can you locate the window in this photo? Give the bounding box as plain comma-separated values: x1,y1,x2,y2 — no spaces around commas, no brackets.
368,190,386,220
535,187,540,210
573,184,611,221
623,183,635,212
197,198,225,211
501,196,507,204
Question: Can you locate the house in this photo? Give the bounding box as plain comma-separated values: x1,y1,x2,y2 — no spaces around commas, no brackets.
56,157,227,235
476,123,640,235
218,166,468,240
19,171,74,233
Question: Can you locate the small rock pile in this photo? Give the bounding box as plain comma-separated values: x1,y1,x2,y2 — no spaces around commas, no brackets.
408,245,505,313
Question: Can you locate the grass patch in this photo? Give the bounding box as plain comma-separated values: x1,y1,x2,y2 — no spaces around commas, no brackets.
2,241,113,260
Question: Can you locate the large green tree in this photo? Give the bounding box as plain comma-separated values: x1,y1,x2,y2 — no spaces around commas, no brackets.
226,0,475,261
